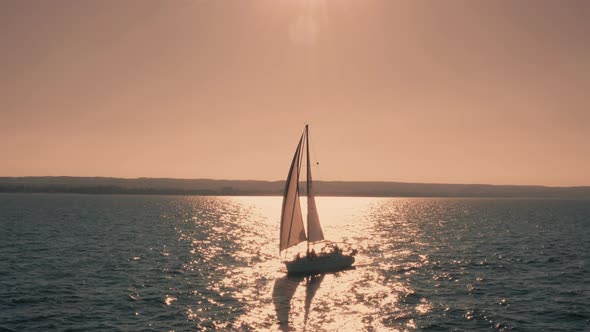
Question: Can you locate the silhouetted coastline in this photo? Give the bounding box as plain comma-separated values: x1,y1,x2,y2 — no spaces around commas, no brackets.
1,177,589,198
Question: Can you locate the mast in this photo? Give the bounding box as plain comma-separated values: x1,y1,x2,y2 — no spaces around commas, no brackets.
306,125,310,253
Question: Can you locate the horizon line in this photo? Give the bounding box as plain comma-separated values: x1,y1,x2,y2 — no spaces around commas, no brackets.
1,175,589,189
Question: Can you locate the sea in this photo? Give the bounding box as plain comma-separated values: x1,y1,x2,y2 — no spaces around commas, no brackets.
0,194,588,331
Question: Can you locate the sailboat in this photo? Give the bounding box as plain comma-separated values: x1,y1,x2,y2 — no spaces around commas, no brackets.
280,125,357,274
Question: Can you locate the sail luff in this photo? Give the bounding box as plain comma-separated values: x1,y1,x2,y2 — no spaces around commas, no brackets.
285,148,301,252
279,133,307,253
305,125,325,243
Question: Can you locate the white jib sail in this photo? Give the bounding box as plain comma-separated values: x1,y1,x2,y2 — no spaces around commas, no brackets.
305,126,325,242
279,134,307,252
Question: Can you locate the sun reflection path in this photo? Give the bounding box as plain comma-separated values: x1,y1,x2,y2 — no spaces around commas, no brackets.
174,196,434,331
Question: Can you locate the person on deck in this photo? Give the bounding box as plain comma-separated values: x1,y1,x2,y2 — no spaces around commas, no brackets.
334,245,340,254
310,249,317,259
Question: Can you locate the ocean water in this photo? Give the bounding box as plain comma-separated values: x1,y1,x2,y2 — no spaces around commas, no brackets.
0,194,588,331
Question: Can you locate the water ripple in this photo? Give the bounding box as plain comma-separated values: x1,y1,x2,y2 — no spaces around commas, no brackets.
0,194,589,331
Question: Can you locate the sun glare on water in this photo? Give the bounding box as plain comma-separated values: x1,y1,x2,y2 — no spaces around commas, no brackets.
175,196,430,331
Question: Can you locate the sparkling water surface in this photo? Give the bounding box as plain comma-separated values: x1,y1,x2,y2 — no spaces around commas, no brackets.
0,194,589,331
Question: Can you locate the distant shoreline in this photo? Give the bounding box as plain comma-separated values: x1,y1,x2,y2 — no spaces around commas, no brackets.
1,176,589,198
3,193,590,201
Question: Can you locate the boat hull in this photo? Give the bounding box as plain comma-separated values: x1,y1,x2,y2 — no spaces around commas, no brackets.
285,254,355,274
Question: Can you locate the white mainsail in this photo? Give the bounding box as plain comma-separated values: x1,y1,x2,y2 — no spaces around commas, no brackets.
305,126,325,243
279,134,307,252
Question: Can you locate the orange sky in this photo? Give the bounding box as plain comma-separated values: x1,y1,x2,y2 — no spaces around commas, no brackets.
1,0,589,186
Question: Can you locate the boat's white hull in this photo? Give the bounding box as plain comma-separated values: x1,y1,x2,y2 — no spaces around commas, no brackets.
285,253,355,274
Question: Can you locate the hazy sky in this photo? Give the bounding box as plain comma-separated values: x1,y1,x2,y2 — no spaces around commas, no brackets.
1,0,589,186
